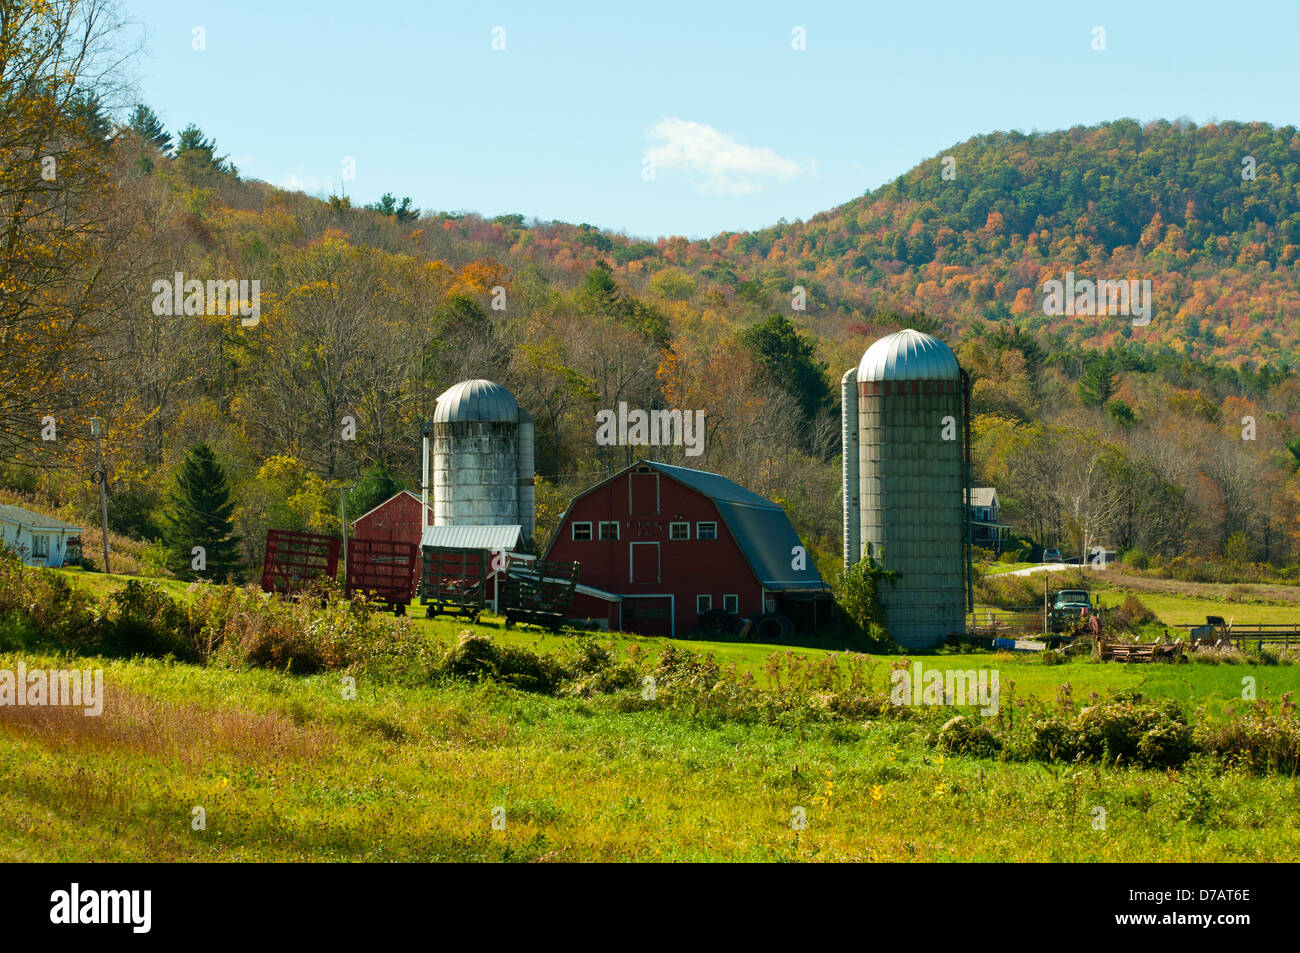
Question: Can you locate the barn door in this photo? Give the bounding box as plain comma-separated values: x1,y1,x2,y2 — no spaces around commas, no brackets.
629,472,659,515
630,542,660,584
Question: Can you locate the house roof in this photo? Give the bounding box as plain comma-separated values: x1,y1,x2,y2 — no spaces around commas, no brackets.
554,460,827,593
964,487,998,508
0,504,81,533
420,524,521,551
350,490,430,526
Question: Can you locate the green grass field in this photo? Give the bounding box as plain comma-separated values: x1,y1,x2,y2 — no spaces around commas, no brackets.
4,565,1294,862
3,648,1299,862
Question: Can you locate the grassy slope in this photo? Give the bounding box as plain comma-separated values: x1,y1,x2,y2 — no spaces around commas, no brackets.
2,651,1299,862
6,568,1300,861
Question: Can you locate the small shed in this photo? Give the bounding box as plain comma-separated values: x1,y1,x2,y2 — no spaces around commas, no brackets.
350,490,432,550
0,505,82,568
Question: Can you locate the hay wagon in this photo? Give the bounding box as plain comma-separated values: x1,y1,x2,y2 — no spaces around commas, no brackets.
419,547,496,622
345,537,420,614
500,559,581,631
261,529,340,596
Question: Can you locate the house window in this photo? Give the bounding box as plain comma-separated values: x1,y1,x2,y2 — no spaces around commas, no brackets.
696,521,717,540
32,535,49,558
696,594,712,614
723,594,738,614
599,521,619,541
572,522,592,541
669,522,689,540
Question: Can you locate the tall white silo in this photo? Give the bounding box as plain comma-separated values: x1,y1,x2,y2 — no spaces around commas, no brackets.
431,379,536,542
842,329,966,648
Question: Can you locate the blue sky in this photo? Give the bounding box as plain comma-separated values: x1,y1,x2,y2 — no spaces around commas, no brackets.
118,0,1300,239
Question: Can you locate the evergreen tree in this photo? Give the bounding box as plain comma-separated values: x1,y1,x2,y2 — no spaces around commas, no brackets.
126,104,172,153
741,313,834,423
175,123,231,174
1078,356,1118,407
348,465,405,518
164,443,243,582
365,192,419,221
69,90,112,148
578,260,621,314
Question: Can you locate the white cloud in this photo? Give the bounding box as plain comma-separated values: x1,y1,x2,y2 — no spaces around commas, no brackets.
276,167,328,194
644,118,808,197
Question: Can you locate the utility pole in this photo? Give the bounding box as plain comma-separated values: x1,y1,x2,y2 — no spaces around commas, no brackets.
90,417,111,574
340,486,349,583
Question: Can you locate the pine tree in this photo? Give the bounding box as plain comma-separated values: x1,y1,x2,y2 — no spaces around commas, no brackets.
1077,357,1118,407
164,443,243,582
175,123,231,174
127,104,172,153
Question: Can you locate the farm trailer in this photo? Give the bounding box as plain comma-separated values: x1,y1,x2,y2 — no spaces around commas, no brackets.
345,537,420,614
419,549,580,632
419,546,498,622
500,558,581,631
260,529,341,596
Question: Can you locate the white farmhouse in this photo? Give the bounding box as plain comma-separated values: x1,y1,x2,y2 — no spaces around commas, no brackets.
0,504,82,568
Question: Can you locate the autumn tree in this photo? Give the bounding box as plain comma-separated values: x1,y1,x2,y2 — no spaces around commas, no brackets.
0,0,127,466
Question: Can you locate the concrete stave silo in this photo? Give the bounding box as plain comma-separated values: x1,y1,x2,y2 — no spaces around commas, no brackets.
428,379,535,544
843,329,966,648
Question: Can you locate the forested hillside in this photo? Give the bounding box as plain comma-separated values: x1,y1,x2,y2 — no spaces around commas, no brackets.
4,8,1299,583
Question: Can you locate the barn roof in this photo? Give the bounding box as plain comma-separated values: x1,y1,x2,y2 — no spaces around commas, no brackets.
350,490,429,526
420,524,521,551
0,504,81,532
558,460,827,593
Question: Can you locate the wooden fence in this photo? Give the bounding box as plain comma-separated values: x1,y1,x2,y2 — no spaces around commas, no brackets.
1173,622,1300,650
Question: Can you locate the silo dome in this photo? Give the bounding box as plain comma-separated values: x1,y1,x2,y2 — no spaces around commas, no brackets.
433,379,520,424
858,328,961,382
842,329,966,649
431,379,535,542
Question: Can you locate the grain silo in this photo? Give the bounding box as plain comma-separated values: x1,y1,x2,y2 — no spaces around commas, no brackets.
842,329,970,648
423,379,536,543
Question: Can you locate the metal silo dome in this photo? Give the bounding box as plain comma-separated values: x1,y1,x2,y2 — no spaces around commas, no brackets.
433,379,520,424
857,328,961,382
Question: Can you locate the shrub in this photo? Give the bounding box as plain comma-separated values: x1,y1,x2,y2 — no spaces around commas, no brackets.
1194,699,1300,774
974,572,1040,608
0,549,98,652
1115,595,1157,630
1121,549,1149,570
1022,694,1192,768
100,580,199,661
937,715,1002,756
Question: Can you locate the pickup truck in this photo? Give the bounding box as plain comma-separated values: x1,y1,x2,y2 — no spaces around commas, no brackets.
1052,589,1092,611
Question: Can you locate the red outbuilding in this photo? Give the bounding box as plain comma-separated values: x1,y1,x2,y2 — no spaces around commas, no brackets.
349,491,432,600
543,460,829,638
350,490,431,549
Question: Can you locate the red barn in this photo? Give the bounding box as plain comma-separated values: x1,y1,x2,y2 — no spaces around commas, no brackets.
543,460,829,638
350,491,432,548
349,491,432,599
